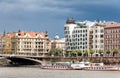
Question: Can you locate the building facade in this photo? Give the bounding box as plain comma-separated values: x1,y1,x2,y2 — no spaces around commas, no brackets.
51,34,66,56
64,18,96,56
0,31,51,56
72,22,90,56
64,18,77,52
0,33,12,54
104,22,120,56
91,21,106,56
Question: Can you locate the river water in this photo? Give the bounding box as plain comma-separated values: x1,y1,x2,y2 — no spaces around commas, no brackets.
0,66,120,78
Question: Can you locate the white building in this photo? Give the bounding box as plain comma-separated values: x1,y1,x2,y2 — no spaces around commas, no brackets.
64,18,96,56
90,21,106,56
64,18,77,52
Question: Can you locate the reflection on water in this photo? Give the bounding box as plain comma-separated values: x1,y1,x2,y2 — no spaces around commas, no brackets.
0,67,120,78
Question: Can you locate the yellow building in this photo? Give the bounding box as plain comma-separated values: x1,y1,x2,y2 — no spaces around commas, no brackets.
0,31,51,56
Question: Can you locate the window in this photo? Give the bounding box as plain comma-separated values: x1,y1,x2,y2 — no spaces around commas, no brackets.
100,35,103,38
95,35,97,38
95,45,97,48
95,40,97,43
95,30,97,33
80,46,82,48
80,42,82,44
100,40,103,43
101,45,103,48
83,30,85,32
101,29,103,33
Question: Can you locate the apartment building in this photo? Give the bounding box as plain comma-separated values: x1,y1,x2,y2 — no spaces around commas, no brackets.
64,18,77,52
90,21,106,56
64,18,95,56
104,22,120,56
0,33,12,54
0,31,51,56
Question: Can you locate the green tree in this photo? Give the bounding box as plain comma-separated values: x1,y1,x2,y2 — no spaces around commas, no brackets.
90,49,94,57
48,48,56,56
84,49,88,57
48,48,63,56
77,49,82,56
65,51,69,57
71,49,76,57
106,49,110,57
48,50,54,56
113,48,119,57
56,48,63,56
98,49,103,56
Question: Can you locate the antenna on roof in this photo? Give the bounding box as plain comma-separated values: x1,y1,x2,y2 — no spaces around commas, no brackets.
45,31,48,37
18,29,21,36
18,29,21,32
97,18,100,23
3,29,6,36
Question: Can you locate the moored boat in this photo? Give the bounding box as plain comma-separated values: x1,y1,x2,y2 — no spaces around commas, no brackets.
83,66,120,71
41,65,72,70
82,62,120,71
70,61,90,70
71,61,120,71
41,62,72,70
41,61,120,71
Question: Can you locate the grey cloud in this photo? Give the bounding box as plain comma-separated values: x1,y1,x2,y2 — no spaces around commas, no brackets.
0,0,120,38
0,0,74,15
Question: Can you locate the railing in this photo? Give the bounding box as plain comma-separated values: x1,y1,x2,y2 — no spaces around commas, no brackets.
0,54,46,58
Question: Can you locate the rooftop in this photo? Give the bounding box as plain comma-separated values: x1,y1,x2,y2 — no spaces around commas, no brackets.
105,22,120,29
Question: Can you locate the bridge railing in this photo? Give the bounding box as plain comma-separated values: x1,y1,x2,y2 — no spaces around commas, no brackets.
0,54,46,58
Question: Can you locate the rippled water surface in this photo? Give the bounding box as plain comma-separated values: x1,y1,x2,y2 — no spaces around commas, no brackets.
0,67,120,78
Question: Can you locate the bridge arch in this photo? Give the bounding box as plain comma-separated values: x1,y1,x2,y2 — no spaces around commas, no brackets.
6,56,42,65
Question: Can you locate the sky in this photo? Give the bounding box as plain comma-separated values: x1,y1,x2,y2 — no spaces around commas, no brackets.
0,0,120,39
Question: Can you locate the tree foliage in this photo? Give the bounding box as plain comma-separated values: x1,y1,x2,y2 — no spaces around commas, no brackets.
48,48,62,56
98,49,103,55
77,49,82,56
106,49,110,56
113,48,119,56
65,51,69,57
71,49,76,57
90,49,94,56
84,49,88,57
98,49,103,56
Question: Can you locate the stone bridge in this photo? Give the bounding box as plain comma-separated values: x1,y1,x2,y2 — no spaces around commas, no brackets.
6,56,43,65
1,54,120,65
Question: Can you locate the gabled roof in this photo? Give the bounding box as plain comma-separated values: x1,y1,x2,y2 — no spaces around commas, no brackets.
2,31,48,39
18,31,47,38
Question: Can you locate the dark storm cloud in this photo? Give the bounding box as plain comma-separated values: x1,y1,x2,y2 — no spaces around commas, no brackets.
0,0,120,38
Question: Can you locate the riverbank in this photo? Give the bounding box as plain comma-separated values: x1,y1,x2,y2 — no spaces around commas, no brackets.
48,57,120,65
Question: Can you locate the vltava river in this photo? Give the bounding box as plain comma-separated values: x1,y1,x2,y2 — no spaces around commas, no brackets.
0,67,120,78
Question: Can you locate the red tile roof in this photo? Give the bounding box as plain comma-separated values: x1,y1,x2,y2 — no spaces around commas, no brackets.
4,31,48,39
105,22,120,29
19,31,47,38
